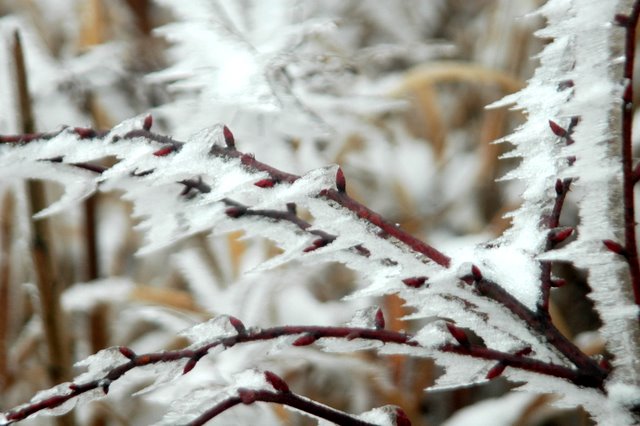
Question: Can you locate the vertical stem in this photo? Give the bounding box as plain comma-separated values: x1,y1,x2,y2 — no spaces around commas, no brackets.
12,31,75,426
621,2,640,310
0,192,14,391
84,194,99,281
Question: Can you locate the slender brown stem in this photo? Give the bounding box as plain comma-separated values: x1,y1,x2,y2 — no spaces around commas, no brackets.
0,191,14,391
84,195,99,281
12,31,74,426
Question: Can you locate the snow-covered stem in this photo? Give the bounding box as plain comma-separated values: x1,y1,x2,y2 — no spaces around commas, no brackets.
187,383,379,426
0,123,606,384
3,321,608,424
469,275,607,382
618,0,640,311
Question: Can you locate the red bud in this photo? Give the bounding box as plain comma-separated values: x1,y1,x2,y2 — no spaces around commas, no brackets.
615,14,631,26
223,125,235,148
183,357,198,375
550,278,566,288
143,114,153,131
354,245,371,257
515,347,532,357
238,388,257,404
446,323,470,348
119,346,136,360
292,334,317,346
603,239,626,256
336,167,346,193
265,371,290,393
471,265,482,281
303,238,329,253
229,316,247,335
402,276,427,288
486,362,506,380
550,227,574,244
153,146,174,157
254,179,275,188
374,308,385,330
549,120,567,138
75,127,96,139
394,407,412,426
225,207,246,218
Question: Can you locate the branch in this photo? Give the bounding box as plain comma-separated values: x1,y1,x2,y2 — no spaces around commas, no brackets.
187,373,380,426
0,122,603,391
3,317,608,424
616,0,640,311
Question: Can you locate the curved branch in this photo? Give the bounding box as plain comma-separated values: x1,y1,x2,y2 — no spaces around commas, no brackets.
3,319,607,424
187,386,377,426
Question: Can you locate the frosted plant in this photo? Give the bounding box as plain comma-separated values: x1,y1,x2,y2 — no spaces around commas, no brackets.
0,0,639,425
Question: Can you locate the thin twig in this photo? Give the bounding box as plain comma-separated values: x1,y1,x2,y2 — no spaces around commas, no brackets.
618,1,640,310
188,386,377,426
3,321,604,423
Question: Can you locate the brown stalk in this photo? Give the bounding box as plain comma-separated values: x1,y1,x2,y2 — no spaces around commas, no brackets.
12,31,74,426
0,191,14,391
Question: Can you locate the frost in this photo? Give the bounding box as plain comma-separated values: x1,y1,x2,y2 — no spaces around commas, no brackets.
441,392,536,426
180,315,240,346
74,346,129,384
131,359,190,397
346,306,382,329
62,278,133,311
357,405,405,426
317,337,382,353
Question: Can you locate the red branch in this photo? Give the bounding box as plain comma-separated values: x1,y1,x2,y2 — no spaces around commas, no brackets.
3,321,606,423
618,1,640,310
187,387,377,426
209,145,452,267
1,120,615,425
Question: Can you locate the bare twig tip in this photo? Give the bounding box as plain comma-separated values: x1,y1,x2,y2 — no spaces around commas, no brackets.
445,322,470,348
292,334,317,346
336,167,346,193
402,276,428,288
486,362,506,380
183,357,198,375
603,239,627,256
143,114,153,131
549,120,568,138
375,308,385,330
471,265,482,281
153,146,174,157
229,316,247,335
223,125,235,148
254,179,275,188
118,346,137,360
264,371,290,393
550,227,574,244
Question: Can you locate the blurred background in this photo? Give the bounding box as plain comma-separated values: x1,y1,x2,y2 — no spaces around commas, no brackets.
0,0,607,425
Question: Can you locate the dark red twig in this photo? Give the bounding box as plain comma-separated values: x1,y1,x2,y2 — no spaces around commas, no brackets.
209,145,451,267
187,387,376,426
618,1,640,310
3,320,606,424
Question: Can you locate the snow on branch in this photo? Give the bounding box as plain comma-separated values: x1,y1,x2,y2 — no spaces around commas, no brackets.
0,111,625,423
2,0,640,424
